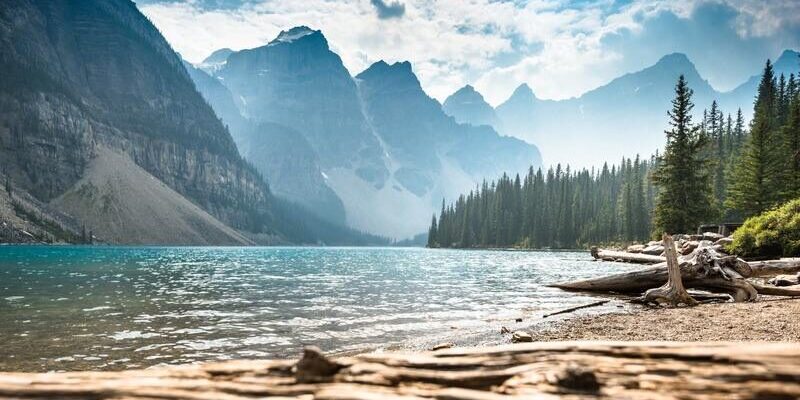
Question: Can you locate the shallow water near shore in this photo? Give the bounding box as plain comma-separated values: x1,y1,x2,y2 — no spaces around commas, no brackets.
0,246,637,372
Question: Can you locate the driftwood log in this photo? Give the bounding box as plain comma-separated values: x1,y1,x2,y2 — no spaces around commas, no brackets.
638,235,698,306
555,244,800,302
590,247,666,264
1,342,800,399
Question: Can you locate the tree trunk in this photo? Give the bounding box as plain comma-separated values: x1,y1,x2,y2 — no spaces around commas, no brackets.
637,234,698,306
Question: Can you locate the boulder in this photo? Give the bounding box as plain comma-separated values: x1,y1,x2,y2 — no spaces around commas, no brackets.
511,331,533,343
702,232,724,241
626,244,646,253
647,240,662,247
641,244,665,256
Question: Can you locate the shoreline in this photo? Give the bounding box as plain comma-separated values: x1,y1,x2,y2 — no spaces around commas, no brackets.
531,296,800,342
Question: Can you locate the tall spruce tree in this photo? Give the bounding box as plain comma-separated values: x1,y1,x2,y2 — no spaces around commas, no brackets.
785,79,800,197
652,75,714,236
726,60,786,216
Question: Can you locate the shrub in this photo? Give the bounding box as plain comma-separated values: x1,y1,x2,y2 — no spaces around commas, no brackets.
728,198,800,259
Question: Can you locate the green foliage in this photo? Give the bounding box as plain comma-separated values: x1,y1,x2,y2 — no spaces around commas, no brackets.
652,75,716,236
728,197,800,258
727,61,791,216
428,157,655,249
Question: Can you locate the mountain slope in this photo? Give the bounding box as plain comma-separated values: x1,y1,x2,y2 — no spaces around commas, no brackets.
0,0,379,245
494,53,729,167
217,26,388,184
196,28,541,238
52,147,254,245
719,49,800,115
442,84,500,128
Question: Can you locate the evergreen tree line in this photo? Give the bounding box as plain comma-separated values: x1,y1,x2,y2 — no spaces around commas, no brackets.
430,56,800,248
428,156,657,248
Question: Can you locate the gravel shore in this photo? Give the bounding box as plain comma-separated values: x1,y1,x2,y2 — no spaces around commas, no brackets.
533,297,800,341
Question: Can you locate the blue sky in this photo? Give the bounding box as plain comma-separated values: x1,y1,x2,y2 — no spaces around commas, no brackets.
136,0,800,104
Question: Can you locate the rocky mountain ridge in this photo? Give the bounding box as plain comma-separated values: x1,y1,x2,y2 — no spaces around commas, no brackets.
190,27,542,238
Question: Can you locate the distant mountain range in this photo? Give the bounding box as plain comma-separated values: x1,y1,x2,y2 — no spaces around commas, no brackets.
444,50,800,168
0,0,385,245
187,26,541,238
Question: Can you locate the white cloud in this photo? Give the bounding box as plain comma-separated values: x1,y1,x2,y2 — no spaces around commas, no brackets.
139,0,800,104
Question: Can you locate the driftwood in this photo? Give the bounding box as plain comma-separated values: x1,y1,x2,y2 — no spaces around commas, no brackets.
1,342,800,399
554,246,800,302
590,247,666,264
638,235,698,306
542,300,609,318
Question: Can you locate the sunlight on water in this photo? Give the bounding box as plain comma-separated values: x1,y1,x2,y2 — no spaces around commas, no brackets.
0,246,637,371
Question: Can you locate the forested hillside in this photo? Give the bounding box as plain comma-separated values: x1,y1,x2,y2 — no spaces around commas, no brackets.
430,56,800,249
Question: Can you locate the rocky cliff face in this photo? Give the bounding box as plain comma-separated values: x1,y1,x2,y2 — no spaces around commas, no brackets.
217,27,388,186
442,85,500,128
191,29,541,238
0,0,374,244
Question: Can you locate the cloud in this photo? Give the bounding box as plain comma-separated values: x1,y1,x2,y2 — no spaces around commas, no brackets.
138,0,800,104
370,0,405,19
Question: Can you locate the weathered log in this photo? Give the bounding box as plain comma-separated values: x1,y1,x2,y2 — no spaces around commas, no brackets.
590,247,666,264
553,255,800,294
638,235,698,306
748,258,800,277
2,342,800,399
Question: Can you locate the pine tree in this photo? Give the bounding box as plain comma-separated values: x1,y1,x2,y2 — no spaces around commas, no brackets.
427,215,438,247
727,60,786,216
785,84,800,197
652,75,714,236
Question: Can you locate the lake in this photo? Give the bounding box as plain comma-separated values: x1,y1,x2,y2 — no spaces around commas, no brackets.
0,246,637,372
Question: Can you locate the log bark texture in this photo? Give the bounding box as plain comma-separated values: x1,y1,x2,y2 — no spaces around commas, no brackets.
1,342,800,399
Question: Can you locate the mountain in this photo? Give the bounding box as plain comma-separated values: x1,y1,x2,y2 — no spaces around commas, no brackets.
442,85,500,128
0,0,380,245
489,51,798,167
197,47,233,74
719,49,800,115
192,28,541,238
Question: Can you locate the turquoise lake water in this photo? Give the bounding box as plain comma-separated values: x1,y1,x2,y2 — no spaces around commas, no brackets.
0,246,636,372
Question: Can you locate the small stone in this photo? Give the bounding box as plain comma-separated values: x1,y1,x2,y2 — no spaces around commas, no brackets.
295,346,341,383
511,331,533,343
431,342,454,351
515,317,523,322
500,326,510,334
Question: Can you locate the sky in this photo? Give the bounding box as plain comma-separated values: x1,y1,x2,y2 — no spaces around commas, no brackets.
136,0,800,105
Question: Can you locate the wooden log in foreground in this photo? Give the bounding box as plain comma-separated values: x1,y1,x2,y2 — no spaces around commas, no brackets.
1,342,800,399
590,247,666,264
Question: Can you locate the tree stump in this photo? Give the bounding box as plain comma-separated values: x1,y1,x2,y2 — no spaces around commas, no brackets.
639,234,698,306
